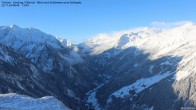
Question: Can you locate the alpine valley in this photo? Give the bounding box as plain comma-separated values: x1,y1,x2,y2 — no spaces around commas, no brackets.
0,23,196,110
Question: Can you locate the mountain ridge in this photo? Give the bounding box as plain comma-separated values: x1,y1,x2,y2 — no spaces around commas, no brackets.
0,23,196,109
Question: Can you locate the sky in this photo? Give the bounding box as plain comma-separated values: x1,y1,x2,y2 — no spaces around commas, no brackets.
0,0,196,42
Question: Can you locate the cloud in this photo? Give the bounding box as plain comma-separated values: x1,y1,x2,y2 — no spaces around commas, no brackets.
150,21,194,28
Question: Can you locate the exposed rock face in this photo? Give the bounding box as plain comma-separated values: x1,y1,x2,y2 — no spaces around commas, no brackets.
0,24,196,110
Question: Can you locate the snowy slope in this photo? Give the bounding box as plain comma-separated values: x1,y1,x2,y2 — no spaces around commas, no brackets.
82,27,161,55
83,22,196,81
0,25,61,49
0,25,83,70
110,71,172,98
1,23,196,110
0,93,70,110
0,44,15,64
83,23,196,109
0,25,100,110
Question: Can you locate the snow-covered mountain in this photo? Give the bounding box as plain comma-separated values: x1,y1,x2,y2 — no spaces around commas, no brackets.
82,22,196,110
0,25,102,110
83,22,196,81
1,23,196,110
0,25,82,66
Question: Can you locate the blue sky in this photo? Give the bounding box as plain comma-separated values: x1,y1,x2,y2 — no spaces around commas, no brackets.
0,0,196,42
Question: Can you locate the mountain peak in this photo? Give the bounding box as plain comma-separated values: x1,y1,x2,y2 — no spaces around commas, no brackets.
10,24,20,28
0,25,63,49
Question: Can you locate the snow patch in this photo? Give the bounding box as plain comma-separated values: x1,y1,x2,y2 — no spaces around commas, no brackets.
86,83,107,110
87,91,101,110
111,71,171,98
57,37,72,47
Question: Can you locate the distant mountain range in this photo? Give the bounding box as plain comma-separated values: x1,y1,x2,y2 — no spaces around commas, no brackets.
0,23,196,110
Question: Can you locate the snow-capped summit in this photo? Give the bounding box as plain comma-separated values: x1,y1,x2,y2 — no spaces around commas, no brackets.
0,25,61,49
10,24,20,28
82,22,196,81
1,23,196,110
82,23,196,110
116,34,130,49
82,27,161,55
0,25,84,72
56,37,72,47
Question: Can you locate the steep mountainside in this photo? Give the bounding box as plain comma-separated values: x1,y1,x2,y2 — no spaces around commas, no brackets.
0,24,196,110
0,25,102,110
82,23,196,110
